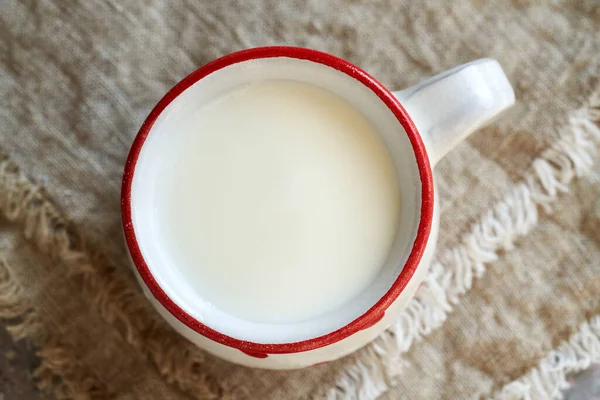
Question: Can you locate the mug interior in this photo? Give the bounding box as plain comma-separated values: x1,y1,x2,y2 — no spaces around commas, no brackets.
125,48,432,347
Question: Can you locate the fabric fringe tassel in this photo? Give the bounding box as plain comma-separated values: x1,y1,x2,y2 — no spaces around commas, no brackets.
0,258,110,399
491,315,600,400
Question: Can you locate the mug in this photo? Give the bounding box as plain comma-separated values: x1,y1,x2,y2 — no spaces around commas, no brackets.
121,47,515,369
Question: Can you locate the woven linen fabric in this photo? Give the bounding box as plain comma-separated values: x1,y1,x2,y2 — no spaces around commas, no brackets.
1,1,599,399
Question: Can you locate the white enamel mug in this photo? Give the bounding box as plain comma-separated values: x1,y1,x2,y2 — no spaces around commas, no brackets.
121,47,514,369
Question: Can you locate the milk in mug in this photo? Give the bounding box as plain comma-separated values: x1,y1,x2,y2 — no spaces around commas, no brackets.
153,80,401,323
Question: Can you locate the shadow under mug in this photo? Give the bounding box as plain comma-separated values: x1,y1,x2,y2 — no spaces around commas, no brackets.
121,47,514,369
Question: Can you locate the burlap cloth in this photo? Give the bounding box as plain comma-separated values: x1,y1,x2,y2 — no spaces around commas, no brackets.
1,1,600,399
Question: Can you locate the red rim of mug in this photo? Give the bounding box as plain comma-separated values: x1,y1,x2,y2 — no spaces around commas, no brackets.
121,46,434,356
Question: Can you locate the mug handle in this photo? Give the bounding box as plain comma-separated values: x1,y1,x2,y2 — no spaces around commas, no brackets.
393,59,515,167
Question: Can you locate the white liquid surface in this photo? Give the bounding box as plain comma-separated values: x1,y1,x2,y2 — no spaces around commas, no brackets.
155,80,401,323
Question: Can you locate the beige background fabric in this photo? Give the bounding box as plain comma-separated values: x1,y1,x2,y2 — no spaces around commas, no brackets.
1,0,599,399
